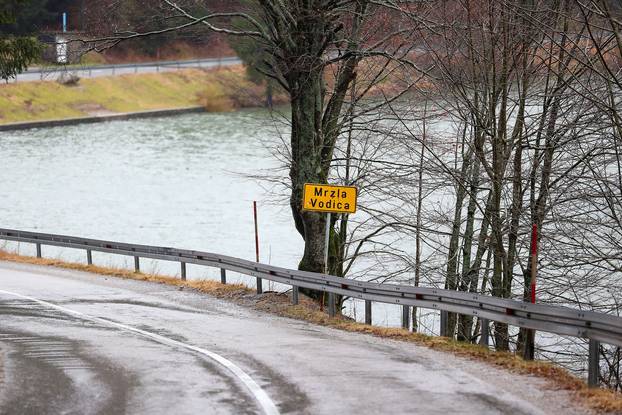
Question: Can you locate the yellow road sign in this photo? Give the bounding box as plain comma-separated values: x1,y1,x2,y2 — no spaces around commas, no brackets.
302,183,357,214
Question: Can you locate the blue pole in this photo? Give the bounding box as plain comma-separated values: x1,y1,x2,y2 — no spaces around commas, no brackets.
62,12,67,32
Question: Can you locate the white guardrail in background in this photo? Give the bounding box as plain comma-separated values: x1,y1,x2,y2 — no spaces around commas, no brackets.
15,57,242,82
0,227,619,388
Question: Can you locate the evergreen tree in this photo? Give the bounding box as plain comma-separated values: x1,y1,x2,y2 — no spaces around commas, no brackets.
0,0,43,80
229,14,276,107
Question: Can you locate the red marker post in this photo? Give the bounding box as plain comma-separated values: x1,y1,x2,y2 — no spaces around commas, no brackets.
524,223,538,360
253,201,262,294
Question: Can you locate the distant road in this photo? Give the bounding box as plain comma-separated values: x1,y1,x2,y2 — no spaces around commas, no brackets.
12,57,242,83
0,261,586,414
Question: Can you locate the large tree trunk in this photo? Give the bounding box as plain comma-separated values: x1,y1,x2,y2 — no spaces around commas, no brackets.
282,2,366,301
288,68,330,296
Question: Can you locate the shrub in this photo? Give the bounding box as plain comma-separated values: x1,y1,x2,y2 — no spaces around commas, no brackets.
196,83,234,112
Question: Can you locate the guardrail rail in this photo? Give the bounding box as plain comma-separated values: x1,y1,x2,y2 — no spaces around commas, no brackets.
0,227,619,388
18,57,242,81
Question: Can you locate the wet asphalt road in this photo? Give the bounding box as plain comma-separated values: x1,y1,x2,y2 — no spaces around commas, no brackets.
0,261,587,415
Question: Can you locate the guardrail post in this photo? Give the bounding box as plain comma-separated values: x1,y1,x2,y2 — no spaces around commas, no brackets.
36,243,42,258
220,268,226,284
588,339,600,388
523,329,535,360
134,256,140,273
328,292,336,317
401,305,409,330
440,310,449,337
479,318,490,347
292,286,299,305
86,249,92,265
256,278,263,294
365,300,372,325
181,262,187,281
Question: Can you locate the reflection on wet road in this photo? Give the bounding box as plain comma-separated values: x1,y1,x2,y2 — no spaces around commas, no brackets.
0,289,280,415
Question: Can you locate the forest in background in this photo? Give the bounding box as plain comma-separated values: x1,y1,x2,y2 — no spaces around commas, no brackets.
1,0,240,62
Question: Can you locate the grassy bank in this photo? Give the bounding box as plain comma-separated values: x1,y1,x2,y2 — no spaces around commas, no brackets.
0,66,283,124
0,250,620,413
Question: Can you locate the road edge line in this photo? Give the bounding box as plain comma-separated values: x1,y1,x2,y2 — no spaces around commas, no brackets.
0,289,280,415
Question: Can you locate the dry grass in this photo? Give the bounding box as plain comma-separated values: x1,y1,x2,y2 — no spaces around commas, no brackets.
0,251,250,298
196,83,235,112
0,66,286,124
0,250,620,413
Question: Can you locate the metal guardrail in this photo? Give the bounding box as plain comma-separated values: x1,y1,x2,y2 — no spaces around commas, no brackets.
13,57,242,82
0,227,618,387
25,56,241,74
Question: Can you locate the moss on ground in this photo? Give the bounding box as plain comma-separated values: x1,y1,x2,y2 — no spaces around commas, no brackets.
0,249,620,413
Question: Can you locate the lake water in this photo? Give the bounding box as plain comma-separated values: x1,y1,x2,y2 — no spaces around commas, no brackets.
0,110,302,266
0,110,413,328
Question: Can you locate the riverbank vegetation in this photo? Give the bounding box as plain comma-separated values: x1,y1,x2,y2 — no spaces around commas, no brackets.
0,66,286,124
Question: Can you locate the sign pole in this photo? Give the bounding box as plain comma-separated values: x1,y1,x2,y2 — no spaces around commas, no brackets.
254,201,262,294
300,182,358,317
324,212,331,274
530,223,538,304
325,212,335,317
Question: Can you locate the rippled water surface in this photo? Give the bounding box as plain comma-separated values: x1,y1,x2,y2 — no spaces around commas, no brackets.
0,111,303,276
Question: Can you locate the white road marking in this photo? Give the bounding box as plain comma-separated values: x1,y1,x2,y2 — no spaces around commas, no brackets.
0,289,280,415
